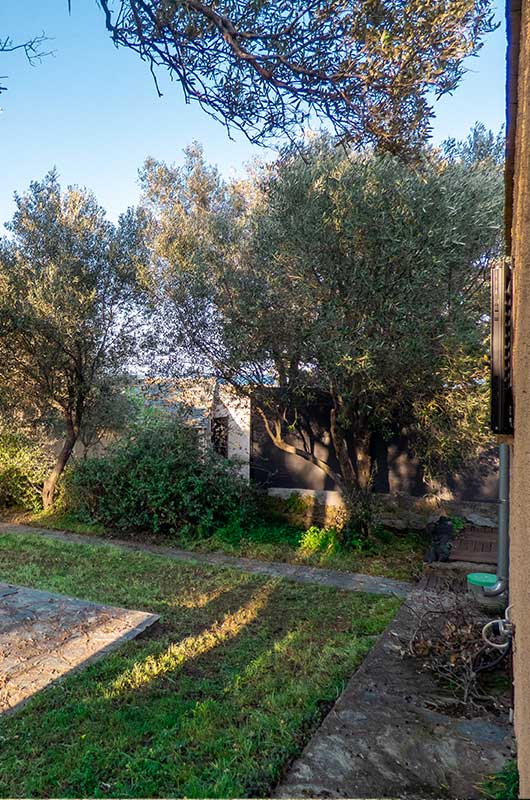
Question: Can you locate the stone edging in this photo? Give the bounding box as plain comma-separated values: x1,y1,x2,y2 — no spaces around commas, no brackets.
0,523,413,598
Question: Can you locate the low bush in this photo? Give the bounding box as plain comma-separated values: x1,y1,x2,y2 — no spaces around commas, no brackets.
0,431,54,512
58,412,424,577
65,413,257,540
299,525,342,555
299,523,390,556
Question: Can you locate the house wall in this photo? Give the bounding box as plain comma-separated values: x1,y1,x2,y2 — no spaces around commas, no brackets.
250,401,341,491
250,402,499,504
509,0,530,792
214,386,251,481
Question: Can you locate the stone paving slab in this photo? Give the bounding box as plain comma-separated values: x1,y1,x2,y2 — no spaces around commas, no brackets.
275,588,515,800
0,582,159,715
0,523,413,598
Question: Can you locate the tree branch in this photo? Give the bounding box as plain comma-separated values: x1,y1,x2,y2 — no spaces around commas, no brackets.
0,31,53,92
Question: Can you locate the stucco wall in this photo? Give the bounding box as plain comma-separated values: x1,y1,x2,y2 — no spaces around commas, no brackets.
214,386,251,481
251,401,499,502
510,0,530,793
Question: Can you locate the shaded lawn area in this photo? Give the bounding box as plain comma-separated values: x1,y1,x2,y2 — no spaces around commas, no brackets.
201,528,425,581
26,510,426,581
0,532,401,799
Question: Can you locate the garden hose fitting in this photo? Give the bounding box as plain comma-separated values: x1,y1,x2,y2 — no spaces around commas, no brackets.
482,605,514,649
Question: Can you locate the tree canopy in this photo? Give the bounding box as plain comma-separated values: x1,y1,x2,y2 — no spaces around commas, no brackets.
97,0,496,155
140,129,503,514
0,171,149,507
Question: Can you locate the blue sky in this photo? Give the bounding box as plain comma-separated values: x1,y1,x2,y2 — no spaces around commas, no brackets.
1,0,506,225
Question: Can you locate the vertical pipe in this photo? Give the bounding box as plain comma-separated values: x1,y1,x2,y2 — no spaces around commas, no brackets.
484,443,510,595
498,442,510,582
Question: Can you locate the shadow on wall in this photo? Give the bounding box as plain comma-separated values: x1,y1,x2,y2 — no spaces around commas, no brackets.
251,403,499,505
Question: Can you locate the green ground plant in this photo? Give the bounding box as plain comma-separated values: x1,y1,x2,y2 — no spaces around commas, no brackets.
480,759,518,799
2,418,425,582
65,413,257,540
0,531,400,798
12,413,423,581
26,507,425,582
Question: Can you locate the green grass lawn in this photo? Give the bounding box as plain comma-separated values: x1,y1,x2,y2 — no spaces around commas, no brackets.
0,532,400,799
200,528,425,581
26,509,426,581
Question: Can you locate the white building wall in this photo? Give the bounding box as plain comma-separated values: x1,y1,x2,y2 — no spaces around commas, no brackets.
213,385,251,481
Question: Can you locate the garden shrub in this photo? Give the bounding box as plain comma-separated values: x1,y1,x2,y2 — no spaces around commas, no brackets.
65,413,257,540
0,431,54,512
299,525,342,555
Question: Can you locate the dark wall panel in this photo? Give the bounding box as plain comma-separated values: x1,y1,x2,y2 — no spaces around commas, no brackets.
250,400,498,503
250,404,341,490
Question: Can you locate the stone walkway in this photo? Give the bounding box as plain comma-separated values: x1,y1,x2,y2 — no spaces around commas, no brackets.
275,587,514,800
0,523,413,598
0,582,158,715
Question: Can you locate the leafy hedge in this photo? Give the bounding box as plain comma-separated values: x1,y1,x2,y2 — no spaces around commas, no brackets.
0,431,54,512
65,414,257,539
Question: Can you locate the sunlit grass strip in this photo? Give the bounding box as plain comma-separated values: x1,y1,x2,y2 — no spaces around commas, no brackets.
107,582,277,696
25,509,426,581
0,532,400,798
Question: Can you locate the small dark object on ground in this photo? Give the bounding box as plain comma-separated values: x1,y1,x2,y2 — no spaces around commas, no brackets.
424,515,455,562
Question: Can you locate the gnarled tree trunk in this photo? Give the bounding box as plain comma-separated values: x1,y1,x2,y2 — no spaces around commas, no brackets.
330,406,356,487
354,430,372,490
42,416,78,510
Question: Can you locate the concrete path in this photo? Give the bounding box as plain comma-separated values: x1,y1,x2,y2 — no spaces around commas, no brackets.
0,523,413,598
0,581,158,716
275,588,514,800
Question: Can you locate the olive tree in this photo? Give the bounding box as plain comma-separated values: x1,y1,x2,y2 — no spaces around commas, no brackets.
141,133,502,520
0,171,149,507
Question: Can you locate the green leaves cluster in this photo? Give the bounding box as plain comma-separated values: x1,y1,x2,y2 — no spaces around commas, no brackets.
99,0,497,157
0,430,54,512
66,413,257,539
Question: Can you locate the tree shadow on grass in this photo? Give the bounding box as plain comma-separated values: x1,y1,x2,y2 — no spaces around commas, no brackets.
0,577,392,799
0,536,398,798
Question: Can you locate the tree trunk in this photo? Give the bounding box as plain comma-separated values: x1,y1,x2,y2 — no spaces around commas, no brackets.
330,406,357,488
354,430,372,490
329,397,374,537
42,423,77,510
